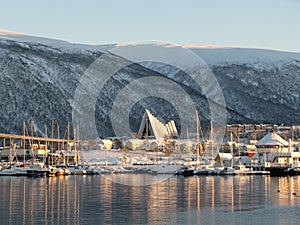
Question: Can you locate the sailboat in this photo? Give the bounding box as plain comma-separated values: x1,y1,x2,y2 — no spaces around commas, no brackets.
217,132,235,175
0,140,27,176
178,110,202,176
194,120,217,175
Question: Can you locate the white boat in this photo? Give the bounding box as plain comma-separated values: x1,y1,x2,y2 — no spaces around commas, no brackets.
233,164,250,175
194,163,216,175
0,164,27,176
55,165,71,175
151,164,182,174
25,162,48,177
69,165,87,175
83,165,98,175
46,166,57,176
218,166,235,175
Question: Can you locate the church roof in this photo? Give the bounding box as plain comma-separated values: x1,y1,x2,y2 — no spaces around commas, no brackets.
138,109,178,141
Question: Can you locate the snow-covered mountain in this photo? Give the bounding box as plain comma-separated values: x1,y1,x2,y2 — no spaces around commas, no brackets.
1,29,300,138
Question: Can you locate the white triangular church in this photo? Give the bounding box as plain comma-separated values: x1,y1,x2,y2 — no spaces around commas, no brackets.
137,109,178,141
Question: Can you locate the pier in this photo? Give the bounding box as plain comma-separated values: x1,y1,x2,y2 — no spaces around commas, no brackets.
0,132,76,146
0,129,80,165
0,131,78,155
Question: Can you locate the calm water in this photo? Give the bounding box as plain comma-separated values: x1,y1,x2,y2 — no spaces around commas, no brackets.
1,175,300,225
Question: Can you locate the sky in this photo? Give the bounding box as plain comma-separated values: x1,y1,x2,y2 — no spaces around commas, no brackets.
1,0,300,52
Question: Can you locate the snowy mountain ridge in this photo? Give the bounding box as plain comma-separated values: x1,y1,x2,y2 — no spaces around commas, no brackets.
2,29,299,66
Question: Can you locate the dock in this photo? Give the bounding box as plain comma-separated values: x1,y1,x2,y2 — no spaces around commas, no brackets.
0,132,76,145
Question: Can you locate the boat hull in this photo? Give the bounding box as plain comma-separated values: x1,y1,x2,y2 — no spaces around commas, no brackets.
267,167,299,176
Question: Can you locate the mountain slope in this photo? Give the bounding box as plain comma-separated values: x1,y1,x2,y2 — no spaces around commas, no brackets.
1,30,300,138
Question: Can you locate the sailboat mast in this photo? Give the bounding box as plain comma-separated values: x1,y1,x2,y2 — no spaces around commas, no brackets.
230,132,234,167
77,125,80,164
30,118,33,149
73,126,77,165
195,110,200,165
44,125,48,161
67,121,70,151
210,120,214,161
9,137,12,167
57,124,60,151
51,118,54,153
186,128,190,153
23,121,26,166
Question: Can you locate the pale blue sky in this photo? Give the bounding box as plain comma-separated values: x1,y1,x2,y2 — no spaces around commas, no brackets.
1,0,300,52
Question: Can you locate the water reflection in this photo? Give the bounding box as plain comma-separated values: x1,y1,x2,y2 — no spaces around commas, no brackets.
1,175,300,224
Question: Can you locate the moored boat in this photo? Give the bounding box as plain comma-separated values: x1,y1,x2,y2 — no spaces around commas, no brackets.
268,166,300,176
176,166,195,176
218,166,235,175
54,165,71,176
194,164,216,175
69,165,87,175
0,164,27,176
25,162,48,177
233,164,250,175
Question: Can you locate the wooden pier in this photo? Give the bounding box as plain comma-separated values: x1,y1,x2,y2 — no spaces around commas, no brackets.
0,131,80,165
0,132,75,144
0,132,78,150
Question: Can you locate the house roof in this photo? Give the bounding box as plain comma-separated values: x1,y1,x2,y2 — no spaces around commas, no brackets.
215,153,233,160
255,132,289,147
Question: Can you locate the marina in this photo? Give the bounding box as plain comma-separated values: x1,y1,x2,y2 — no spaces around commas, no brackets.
1,112,300,178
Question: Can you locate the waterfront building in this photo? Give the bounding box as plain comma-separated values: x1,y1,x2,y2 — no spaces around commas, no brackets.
256,132,300,168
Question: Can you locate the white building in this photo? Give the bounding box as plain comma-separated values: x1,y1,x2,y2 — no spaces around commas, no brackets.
137,109,178,143
214,153,233,167
256,132,300,167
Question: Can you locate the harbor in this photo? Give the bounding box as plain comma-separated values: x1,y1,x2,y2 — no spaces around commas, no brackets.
0,120,95,177
1,112,300,178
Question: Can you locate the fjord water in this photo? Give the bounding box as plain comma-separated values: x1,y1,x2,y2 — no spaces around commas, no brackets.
1,175,300,225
